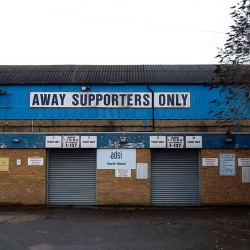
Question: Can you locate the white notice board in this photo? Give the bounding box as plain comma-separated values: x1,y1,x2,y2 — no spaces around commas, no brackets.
186,136,202,148
220,154,235,176
63,135,80,148
238,158,250,167
97,149,136,169
45,136,62,148
242,167,250,183
167,136,184,148
202,158,218,166
136,163,148,179
150,136,166,148
28,157,44,166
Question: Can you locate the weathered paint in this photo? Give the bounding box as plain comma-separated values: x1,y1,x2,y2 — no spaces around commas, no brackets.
0,133,250,149
0,85,227,119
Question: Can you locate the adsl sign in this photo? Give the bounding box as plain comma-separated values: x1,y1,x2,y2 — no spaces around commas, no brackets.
30,92,190,108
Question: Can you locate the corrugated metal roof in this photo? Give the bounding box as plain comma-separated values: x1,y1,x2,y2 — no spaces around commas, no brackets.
0,65,217,85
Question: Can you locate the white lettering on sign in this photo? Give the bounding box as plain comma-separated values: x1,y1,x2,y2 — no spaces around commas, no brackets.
115,169,131,177
63,135,80,148
167,136,184,148
202,158,218,166
186,136,202,148
97,149,136,169
81,136,97,148
28,157,44,166
30,92,191,108
154,92,190,108
46,136,62,148
238,158,250,167
150,136,166,148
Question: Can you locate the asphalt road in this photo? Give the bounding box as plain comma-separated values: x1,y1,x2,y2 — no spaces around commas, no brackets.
0,206,250,250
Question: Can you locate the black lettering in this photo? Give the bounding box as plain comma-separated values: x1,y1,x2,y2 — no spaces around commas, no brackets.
72,94,79,106
88,94,95,105
159,94,165,106
96,94,103,105
143,94,150,106
80,94,87,106
112,94,119,106
32,94,39,105
119,94,126,106
181,94,188,106
127,94,133,106
176,94,181,106
59,94,66,105
40,94,51,105
51,94,59,105
135,94,141,106
104,94,110,106
167,94,174,106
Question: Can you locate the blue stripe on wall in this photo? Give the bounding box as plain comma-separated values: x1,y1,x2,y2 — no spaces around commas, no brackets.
0,133,250,149
0,85,225,119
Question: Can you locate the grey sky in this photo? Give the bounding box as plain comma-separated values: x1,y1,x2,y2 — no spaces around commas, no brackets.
1,0,237,65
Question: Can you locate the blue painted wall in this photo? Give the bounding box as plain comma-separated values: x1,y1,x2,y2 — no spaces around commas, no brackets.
0,84,227,119
0,133,250,149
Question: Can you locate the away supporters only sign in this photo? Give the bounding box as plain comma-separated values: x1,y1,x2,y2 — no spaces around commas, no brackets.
30,92,190,108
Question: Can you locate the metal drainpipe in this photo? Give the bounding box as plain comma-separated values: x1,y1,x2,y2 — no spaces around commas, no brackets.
147,85,155,132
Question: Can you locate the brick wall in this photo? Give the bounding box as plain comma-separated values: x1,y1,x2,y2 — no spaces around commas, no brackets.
97,149,150,205
201,149,250,205
0,149,46,205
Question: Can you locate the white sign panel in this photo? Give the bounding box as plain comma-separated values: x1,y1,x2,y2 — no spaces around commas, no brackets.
150,136,166,148
30,92,152,108
28,157,44,166
115,169,131,177
137,163,148,179
242,167,250,183
186,136,202,148
238,158,250,167
97,149,136,169
167,136,184,148
30,92,191,109
202,158,218,166
154,92,190,108
81,136,97,148
220,154,235,176
45,136,62,148
63,135,80,148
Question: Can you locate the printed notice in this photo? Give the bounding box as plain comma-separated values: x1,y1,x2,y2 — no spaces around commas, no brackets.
202,158,218,166
186,136,202,148
220,154,235,176
28,157,44,166
0,158,9,173
150,136,166,148
46,136,62,148
63,135,80,148
81,136,97,148
115,169,131,177
167,136,184,148
238,158,250,167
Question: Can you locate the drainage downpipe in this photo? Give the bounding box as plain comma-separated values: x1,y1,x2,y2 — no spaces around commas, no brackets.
147,84,155,132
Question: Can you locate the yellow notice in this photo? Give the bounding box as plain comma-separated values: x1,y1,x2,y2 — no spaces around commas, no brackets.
0,158,9,173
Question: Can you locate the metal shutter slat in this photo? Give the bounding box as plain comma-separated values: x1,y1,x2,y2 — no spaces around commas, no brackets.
48,149,96,205
151,149,200,206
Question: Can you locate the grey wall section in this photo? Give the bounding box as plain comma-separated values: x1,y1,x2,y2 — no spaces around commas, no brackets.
47,149,96,205
151,149,200,206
